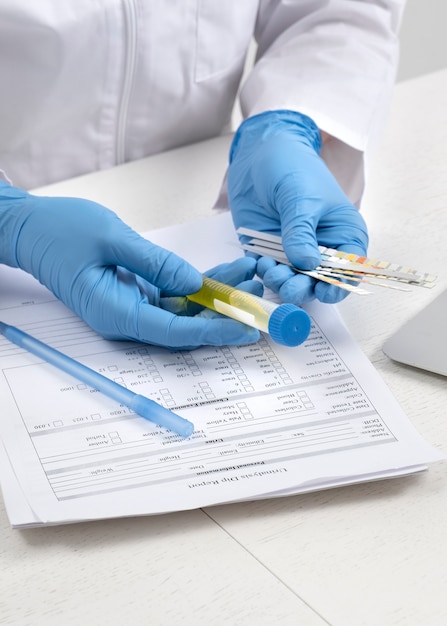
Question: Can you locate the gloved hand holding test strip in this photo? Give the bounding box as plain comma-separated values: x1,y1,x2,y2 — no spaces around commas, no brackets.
237,227,437,293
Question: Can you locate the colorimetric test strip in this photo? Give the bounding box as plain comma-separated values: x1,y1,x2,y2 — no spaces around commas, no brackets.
237,228,437,294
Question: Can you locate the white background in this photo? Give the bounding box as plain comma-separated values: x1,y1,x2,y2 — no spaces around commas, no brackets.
398,0,447,81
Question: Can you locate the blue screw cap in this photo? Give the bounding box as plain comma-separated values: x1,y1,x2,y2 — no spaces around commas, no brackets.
267,304,311,347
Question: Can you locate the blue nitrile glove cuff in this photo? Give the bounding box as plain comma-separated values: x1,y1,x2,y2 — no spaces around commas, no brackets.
229,110,322,163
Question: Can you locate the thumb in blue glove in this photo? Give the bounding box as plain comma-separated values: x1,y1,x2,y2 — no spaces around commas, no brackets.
0,182,259,349
228,110,369,304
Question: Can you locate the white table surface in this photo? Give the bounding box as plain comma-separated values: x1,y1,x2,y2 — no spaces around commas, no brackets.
2,69,447,626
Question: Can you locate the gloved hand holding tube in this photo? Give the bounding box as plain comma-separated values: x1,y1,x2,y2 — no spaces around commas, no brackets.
0,182,263,350
227,110,369,305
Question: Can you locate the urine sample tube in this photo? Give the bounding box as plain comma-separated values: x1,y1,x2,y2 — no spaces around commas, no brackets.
187,276,311,347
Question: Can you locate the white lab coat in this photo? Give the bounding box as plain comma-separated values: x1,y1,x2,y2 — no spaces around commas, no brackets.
0,0,405,203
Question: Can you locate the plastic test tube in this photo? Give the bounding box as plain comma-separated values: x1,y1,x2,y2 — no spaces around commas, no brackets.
187,277,311,347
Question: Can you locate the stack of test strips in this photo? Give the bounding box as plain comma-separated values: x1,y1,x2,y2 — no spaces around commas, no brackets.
237,227,437,295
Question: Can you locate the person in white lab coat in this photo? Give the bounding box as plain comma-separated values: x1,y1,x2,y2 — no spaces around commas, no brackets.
0,1,406,349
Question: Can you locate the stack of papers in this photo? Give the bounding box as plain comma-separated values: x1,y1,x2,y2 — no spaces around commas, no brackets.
0,213,443,527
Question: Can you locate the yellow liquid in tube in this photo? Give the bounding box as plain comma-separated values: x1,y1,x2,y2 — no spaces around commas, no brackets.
188,277,311,346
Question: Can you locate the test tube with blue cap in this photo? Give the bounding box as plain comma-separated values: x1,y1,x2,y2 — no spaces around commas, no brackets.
188,276,311,347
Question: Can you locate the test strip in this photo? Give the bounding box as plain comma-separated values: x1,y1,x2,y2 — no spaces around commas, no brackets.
313,269,412,291
240,241,372,294
237,227,437,292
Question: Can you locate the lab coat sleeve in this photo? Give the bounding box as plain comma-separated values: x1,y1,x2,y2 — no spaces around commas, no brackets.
240,0,406,204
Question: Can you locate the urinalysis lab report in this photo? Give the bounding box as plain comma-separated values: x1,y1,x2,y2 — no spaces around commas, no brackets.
0,212,443,527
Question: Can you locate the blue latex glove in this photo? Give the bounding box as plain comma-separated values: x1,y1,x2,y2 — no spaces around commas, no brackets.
0,182,261,349
227,110,369,304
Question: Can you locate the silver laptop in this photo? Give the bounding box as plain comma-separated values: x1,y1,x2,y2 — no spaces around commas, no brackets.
383,288,447,376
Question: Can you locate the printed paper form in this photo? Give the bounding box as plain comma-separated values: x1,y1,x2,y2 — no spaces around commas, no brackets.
0,213,443,527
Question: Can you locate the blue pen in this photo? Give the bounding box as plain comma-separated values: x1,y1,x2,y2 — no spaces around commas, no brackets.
0,321,194,438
